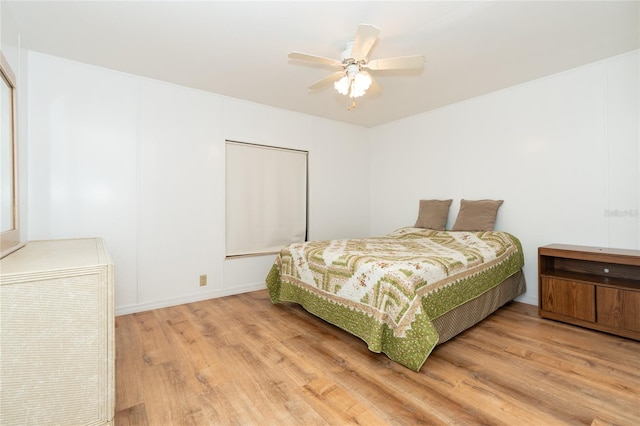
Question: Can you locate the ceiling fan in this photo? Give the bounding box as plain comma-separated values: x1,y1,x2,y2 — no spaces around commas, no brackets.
288,24,425,109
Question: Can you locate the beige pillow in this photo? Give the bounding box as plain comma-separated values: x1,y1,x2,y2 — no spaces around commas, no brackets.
414,199,453,230
452,199,504,231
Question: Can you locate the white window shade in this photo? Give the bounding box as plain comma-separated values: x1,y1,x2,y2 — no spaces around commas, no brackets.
225,141,308,257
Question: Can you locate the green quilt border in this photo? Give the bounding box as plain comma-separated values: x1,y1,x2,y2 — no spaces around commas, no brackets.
266,264,437,371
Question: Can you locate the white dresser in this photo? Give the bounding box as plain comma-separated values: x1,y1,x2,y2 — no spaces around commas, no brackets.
0,238,114,426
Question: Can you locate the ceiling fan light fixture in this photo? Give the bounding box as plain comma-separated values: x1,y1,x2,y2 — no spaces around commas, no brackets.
334,66,372,98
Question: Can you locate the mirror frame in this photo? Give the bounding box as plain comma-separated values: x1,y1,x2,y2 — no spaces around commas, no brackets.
0,50,23,258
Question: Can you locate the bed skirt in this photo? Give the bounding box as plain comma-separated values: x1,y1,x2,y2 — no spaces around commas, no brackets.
433,270,526,344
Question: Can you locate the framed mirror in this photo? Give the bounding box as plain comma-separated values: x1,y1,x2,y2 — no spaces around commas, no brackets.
1,50,22,257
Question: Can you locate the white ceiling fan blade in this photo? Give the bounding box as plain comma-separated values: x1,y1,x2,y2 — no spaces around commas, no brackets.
350,24,381,60
289,51,342,67
365,55,425,71
308,71,345,89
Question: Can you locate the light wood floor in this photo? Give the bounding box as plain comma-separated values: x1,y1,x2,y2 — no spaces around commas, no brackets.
115,290,640,425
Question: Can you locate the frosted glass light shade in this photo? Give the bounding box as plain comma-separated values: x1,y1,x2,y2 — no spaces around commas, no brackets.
350,72,372,98
334,75,350,95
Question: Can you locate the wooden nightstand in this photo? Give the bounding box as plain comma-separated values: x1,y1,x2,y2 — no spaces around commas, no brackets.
538,244,640,340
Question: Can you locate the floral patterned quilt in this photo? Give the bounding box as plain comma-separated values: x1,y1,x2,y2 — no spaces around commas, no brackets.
266,227,525,371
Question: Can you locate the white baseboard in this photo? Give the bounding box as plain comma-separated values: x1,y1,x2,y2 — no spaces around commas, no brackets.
115,282,267,316
515,294,537,306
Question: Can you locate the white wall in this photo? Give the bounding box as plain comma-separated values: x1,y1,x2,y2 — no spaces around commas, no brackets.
0,3,20,83
368,51,640,305
22,48,640,312
26,53,370,315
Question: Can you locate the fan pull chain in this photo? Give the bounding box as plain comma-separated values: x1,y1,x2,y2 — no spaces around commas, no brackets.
347,99,357,111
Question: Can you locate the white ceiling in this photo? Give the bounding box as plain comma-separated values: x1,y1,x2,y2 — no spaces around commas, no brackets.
5,1,639,127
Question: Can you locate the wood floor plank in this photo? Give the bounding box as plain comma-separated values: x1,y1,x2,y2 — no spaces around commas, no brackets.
439,338,600,424
114,315,146,410
115,403,149,426
468,326,640,412
115,291,640,425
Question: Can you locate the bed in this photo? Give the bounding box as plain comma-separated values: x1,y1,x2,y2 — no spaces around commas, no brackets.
266,226,526,371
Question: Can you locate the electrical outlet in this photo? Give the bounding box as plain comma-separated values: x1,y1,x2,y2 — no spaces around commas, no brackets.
199,274,207,286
